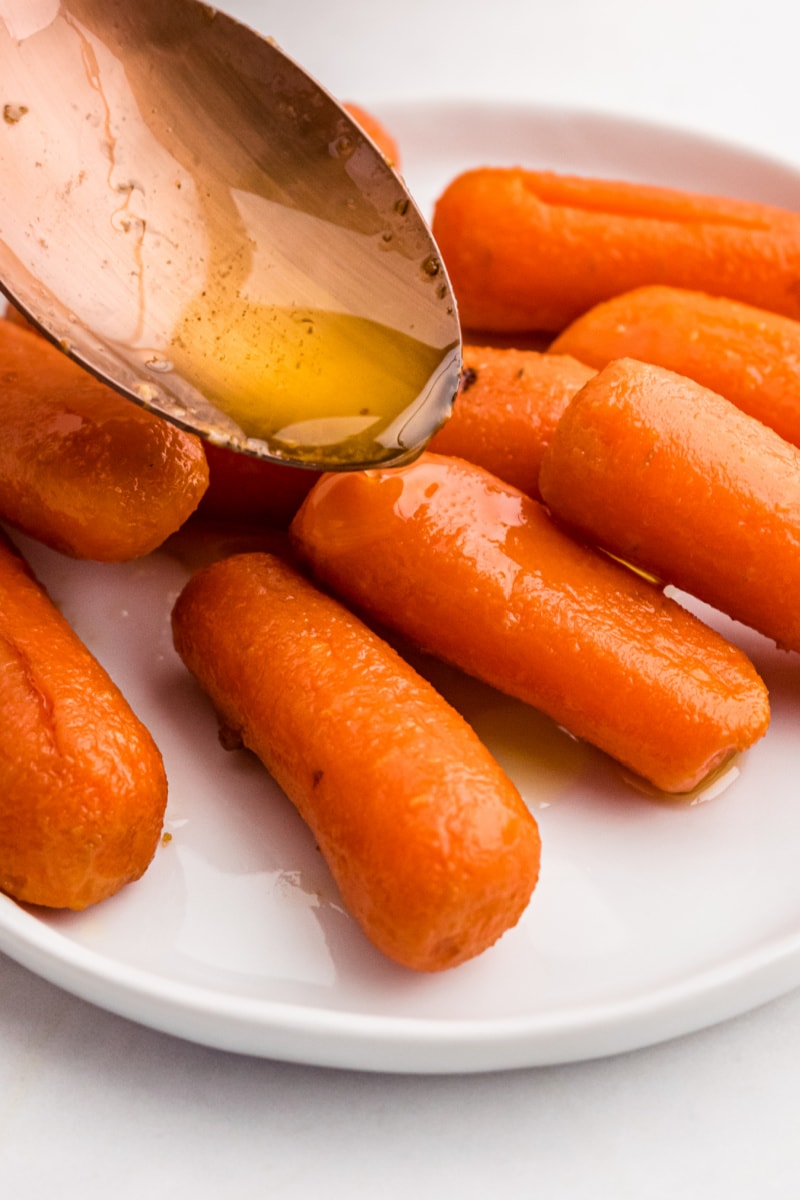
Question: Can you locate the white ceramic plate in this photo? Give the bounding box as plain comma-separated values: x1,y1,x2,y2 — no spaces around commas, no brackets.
2,103,800,1075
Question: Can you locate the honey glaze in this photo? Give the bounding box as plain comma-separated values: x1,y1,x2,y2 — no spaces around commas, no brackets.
168,302,458,467
621,755,743,806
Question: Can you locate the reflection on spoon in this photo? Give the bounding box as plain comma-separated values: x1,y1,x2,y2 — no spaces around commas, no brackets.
0,0,461,468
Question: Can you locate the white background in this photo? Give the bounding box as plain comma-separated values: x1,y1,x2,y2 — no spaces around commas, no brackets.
3,1,800,1196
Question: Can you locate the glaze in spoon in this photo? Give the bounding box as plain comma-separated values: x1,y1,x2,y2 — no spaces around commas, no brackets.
0,0,461,468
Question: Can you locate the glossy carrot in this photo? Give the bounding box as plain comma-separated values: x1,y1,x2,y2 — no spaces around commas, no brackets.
0,318,209,560
429,345,595,496
549,285,800,450
0,306,301,532
538,357,800,650
291,453,769,795
0,532,167,909
343,102,401,169
431,167,800,332
171,551,540,972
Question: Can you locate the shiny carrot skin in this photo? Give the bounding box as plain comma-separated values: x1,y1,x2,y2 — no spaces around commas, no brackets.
432,167,800,332
428,345,595,497
0,318,208,560
291,453,769,795
0,532,167,909
539,357,800,650
171,551,541,972
549,285,800,450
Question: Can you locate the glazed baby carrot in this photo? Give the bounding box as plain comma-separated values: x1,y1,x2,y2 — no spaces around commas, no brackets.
549,285,800,450
0,532,167,909
0,318,209,560
432,167,800,332
171,551,540,972
291,453,769,795
538,357,800,650
428,345,595,496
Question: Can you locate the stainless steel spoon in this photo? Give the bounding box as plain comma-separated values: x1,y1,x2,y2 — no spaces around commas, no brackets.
0,0,461,469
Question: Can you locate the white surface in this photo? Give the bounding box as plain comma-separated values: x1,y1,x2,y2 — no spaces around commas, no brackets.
3,0,800,1194
4,110,800,1079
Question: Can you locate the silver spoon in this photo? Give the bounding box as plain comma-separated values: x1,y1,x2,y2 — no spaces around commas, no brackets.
0,0,461,469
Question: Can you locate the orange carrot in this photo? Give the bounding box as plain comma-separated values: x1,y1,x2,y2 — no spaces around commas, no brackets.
2,302,315,531
549,285,800,450
429,345,595,496
291,453,769,795
0,319,209,560
431,167,800,332
198,441,319,527
0,531,167,909
539,357,800,650
343,102,401,169
171,550,540,972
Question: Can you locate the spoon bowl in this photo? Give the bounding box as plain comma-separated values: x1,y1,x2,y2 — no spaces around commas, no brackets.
0,0,461,468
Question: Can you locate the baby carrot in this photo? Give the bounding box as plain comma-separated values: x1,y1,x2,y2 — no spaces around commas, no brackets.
198,441,320,527
0,532,167,909
431,167,800,332
538,357,800,650
0,318,209,560
171,551,541,972
428,345,595,496
549,285,800,450
291,453,769,795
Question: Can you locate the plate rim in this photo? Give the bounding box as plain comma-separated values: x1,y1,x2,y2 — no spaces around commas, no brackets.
4,887,800,1073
